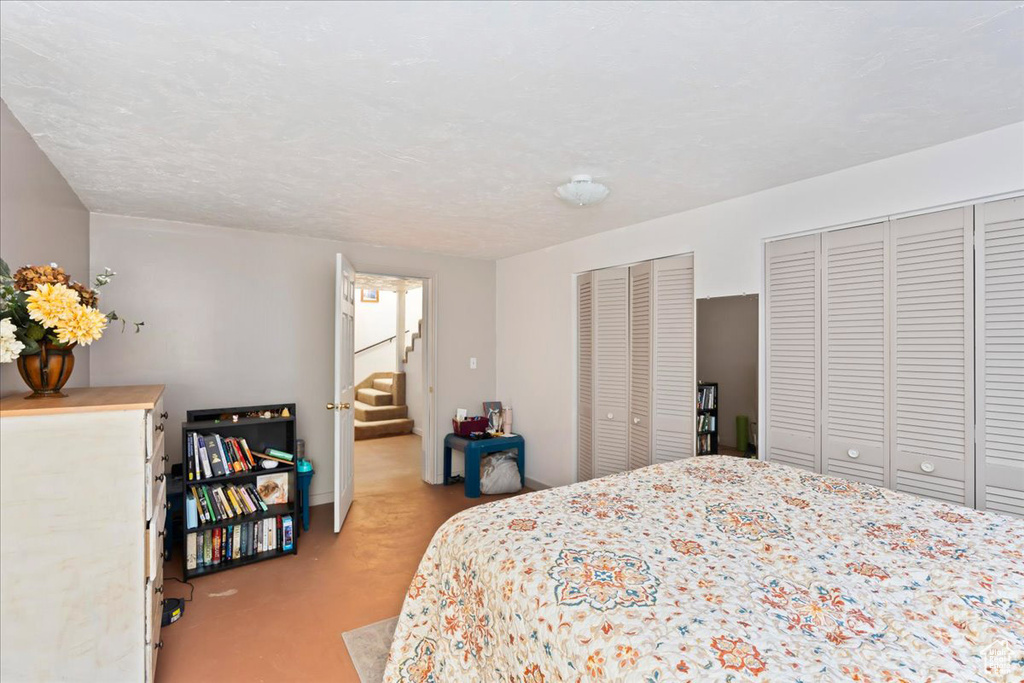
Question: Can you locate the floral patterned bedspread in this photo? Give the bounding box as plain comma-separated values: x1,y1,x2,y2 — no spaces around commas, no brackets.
384,456,1024,682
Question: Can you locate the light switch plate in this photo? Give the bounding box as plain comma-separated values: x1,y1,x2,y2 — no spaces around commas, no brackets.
470,357,477,369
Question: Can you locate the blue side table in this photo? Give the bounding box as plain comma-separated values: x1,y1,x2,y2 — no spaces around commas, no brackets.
444,433,525,498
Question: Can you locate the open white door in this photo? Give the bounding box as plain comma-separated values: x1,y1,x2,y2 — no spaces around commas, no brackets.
331,253,356,532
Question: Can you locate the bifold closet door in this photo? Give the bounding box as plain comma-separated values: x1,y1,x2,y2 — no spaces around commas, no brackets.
976,197,1024,517
577,272,594,482
822,223,888,486
628,262,652,470
765,234,821,472
889,207,973,505
650,254,695,462
593,266,630,477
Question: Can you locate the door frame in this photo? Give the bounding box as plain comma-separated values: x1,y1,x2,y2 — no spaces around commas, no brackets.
351,262,440,485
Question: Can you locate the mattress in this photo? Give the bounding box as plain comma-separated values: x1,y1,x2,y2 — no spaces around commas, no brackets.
384,456,1024,682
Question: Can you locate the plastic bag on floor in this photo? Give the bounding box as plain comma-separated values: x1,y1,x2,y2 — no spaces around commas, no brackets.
480,451,522,494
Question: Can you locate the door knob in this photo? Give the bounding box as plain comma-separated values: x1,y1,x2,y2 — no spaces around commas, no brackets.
633,417,640,425
326,403,335,410
326,402,352,411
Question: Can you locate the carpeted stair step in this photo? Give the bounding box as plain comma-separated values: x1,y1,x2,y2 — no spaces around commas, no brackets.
372,377,393,392
354,418,414,440
357,387,392,406
354,400,408,422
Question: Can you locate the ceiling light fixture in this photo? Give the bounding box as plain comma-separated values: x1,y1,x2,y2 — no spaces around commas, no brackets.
555,175,609,206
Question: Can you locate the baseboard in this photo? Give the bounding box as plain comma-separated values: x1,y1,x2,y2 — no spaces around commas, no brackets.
525,477,552,491
412,426,423,436
310,491,334,507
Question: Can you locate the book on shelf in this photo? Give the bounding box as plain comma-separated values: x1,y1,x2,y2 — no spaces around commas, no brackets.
698,433,714,454
251,447,295,465
697,414,717,433
186,432,263,481
186,481,271,529
697,384,717,411
186,515,293,571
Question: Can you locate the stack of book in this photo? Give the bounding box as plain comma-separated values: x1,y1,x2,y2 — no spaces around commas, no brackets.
186,432,260,480
697,384,717,411
187,482,267,526
697,413,716,434
185,516,294,571
697,433,714,454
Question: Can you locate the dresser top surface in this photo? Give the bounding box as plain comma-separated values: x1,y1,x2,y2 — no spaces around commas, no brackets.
0,385,165,416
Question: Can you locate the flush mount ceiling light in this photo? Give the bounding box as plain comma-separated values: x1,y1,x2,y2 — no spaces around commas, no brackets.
555,175,610,206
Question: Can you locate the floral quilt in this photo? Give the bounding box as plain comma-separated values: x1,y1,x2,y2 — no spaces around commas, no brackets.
384,456,1024,682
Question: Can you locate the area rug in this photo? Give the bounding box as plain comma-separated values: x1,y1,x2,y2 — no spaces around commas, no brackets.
342,616,399,683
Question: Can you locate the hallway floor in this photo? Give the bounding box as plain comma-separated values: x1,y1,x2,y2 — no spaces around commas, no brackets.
156,434,523,682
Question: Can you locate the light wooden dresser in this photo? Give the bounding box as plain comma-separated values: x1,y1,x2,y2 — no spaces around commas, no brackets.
0,385,168,682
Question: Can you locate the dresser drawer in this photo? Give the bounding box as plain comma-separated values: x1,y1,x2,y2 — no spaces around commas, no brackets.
146,395,166,461
145,450,168,521
145,564,164,682
146,478,167,582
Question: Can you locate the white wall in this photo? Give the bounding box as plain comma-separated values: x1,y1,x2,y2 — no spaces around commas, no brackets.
0,100,91,396
355,288,398,381
496,122,1024,488
406,336,425,434
90,214,496,503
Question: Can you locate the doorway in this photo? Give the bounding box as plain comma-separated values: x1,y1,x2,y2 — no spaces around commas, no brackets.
351,273,434,498
696,295,759,457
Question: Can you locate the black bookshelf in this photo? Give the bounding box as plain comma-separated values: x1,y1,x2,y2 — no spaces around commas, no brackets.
181,403,299,579
697,382,718,455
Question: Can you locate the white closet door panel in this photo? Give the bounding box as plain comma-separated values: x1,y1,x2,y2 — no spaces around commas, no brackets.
651,254,695,463
577,272,594,482
977,196,1024,517
822,222,887,487
766,234,821,472
593,266,630,477
629,262,652,470
890,207,973,506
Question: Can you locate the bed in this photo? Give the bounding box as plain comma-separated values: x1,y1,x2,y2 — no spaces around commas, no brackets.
384,456,1024,682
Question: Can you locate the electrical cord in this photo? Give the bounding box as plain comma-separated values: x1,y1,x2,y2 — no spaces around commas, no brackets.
165,576,195,602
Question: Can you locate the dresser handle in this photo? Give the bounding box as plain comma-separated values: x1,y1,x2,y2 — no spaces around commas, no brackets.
154,640,164,650
155,584,164,594
159,411,168,420
158,530,165,540
155,424,164,433
847,449,859,459
165,501,172,510
155,473,165,482
920,462,935,473
161,454,169,463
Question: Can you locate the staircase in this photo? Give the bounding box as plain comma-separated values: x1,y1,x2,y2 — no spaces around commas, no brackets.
354,371,415,440
402,319,422,363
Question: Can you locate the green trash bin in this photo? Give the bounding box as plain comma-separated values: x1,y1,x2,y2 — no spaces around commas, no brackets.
736,415,749,453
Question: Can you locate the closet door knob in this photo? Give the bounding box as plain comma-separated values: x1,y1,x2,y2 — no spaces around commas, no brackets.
607,412,614,420
920,462,935,473
633,417,640,425
847,449,859,459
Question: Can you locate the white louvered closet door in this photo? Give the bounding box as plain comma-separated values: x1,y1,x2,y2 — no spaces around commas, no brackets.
765,234,821,472
577,272,595,482
651,254,695,463
628,262,653,470
976,197,1024,517
593,266,630,477
889,207,973,505
822,223,888,486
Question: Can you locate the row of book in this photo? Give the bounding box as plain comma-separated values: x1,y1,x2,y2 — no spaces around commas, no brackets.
187,481,268,528
697,433,715,455
697,413,717,434
185,516,294,571
697,385,717,411
186,431,295,481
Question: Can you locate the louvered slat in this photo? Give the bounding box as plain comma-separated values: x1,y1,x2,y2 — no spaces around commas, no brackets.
822,223,887,487
577,272,594,482
593,267,630,477
628,262,652,470
890,207,973,505
651,254,694,463
766,234,820,472
977,197,1024,518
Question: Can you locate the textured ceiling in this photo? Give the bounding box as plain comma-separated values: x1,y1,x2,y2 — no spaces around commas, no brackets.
1,1,1022,260
354,273,422,292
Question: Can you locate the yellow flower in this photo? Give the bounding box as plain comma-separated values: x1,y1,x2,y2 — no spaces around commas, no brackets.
25,283,80,328
54,304,108,346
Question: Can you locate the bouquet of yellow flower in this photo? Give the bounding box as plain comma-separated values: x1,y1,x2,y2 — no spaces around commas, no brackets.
0,258,142,396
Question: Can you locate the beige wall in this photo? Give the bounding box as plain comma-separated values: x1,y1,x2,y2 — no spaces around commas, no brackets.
697,295,758,450
88,213,496,504
0,100,90,396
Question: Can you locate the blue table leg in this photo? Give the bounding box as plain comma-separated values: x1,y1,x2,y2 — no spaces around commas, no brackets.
444,444,452,484
465,446,481,498
517,443,526,487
